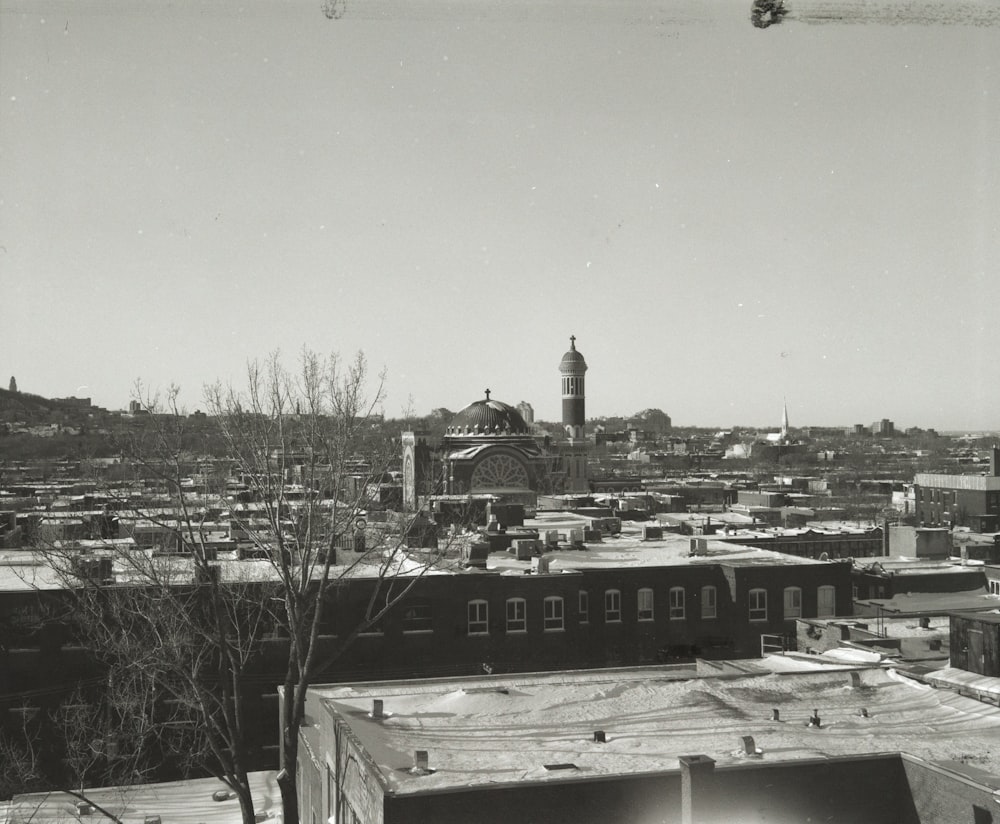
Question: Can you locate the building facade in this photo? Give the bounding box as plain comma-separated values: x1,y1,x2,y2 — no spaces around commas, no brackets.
913,447,1000,532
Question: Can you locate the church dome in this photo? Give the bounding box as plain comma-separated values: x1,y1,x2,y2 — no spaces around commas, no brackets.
447,395,530,437
559,336,588,374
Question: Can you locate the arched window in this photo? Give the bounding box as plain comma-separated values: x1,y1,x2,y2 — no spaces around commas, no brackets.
748,588,767,622
506,598,526,633
817,585,837,618
700,585,717,619
668,587,685,620
783,587,802,620
544,596,565,631
605,589,621,623
467,599,489,635
637,588,654,621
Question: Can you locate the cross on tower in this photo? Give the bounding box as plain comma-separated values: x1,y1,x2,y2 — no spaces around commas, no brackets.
484,388,491,400
569,335,576,350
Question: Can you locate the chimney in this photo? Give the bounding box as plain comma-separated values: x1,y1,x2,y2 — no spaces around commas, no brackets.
680,755,716,824
771,708,780,721
593,730,606,743
411,750,430,775
992,445,1000,477
372,699,384,719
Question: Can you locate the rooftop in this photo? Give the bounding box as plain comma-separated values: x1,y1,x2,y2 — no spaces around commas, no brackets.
497,513,826,570
0,515,833,594
3,770,281,824
314,661,1000,797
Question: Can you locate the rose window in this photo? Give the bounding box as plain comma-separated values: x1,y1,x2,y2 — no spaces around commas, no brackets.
470,454,529,489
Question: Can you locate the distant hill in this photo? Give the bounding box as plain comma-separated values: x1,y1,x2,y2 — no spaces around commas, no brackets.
0,387,91,421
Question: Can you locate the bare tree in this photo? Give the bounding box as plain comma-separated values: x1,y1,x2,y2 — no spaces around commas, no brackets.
22,387,276,824
204,349,450,824
15,350,452,824
0,679,160,824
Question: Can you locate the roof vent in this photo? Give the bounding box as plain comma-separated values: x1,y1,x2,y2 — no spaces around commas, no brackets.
410,750,431,775
144,817,162,824
848,672,862,688
76,802,95,816
212,790,233,802
593,730,606,743
859,708,870,718
807,709,822,728
371,699,384,719
771,708,780,722
740,735,763,757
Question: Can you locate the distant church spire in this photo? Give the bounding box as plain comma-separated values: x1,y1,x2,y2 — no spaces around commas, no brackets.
8,376,17,393
781,398,789,440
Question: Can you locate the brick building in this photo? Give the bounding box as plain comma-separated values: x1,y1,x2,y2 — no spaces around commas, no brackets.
913,446,1000,532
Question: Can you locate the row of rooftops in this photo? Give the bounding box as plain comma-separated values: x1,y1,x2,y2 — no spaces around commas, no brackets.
0,514,832,594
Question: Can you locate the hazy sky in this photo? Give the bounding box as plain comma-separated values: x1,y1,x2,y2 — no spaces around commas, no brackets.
2,0,998,430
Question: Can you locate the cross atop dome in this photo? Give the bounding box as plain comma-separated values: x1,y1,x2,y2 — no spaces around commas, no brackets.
569,335,576,350
484,388,491,401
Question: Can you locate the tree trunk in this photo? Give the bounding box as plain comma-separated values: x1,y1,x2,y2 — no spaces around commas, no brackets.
278,757,299,824
234,780,257,824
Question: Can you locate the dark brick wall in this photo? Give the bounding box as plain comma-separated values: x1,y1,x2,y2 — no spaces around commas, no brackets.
381,755,914,824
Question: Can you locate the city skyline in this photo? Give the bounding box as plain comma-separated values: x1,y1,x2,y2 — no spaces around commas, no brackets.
2,0,998,431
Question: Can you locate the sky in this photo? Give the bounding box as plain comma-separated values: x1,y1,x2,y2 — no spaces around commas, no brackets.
2,0,998,431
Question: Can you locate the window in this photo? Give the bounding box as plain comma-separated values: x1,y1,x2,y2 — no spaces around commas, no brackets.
605,589,621,623
783,587,802,620
817,585,836,618
700,585,717,619
506,598,527,633
748,588,767,622
579,590,589,623
636,588,655,621
401,602,433,633
467,599,489,635
544,596,564,631
668,587,685,620
990,580,1000,597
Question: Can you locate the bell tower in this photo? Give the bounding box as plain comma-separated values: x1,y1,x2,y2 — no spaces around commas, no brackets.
558,336,590,493
559,335,587,444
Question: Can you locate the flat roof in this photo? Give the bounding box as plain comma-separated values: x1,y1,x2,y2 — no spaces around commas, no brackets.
857,590,998,614
316,663,1000,796
5,770,281,823
502,514,824,569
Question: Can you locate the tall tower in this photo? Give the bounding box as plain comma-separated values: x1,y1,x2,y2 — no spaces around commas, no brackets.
559,335,587,443
781,399,789,441
559,336,590,493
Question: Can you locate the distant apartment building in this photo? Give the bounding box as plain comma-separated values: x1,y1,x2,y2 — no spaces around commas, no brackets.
871,418,895,437
913,446,1000,532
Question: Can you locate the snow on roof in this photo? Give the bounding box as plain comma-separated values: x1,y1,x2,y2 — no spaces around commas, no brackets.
858,589,998,614
489,515,822,571
6,771,281,824
315,663,1000,796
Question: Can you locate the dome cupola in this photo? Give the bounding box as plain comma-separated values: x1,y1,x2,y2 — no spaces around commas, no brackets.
446,390,530,437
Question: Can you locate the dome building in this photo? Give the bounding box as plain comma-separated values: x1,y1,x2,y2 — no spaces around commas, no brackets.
400,338,592,510
438,390,546,508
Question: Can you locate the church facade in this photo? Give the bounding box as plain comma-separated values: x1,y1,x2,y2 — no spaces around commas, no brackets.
401,337,592,511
